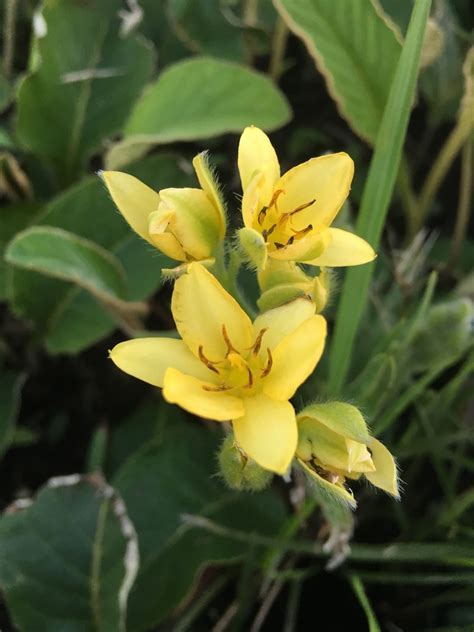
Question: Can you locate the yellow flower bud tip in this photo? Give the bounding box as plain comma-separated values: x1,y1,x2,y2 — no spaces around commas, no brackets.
109,263,327,474
238,127,376,267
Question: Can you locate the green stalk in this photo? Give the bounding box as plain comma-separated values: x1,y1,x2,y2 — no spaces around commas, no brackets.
448,139,473,268
328,0,432,393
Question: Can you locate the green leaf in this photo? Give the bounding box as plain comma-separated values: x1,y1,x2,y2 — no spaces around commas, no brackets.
274,0,401,143
167,0,246,61
106,57,292,169
0,475,138,632
5,226,128,303
16,0,153,185
0,202,40,299
0,370,26,461
113,414,288,630
6,155,189,353
328,0,432,392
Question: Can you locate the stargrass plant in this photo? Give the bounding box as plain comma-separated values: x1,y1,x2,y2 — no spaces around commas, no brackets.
0,1,473,630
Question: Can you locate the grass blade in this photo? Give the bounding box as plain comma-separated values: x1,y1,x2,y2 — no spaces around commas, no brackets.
328,0,432,393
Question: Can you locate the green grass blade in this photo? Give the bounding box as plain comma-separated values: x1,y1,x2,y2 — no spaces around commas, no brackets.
349,575,382,632
328,0,432,393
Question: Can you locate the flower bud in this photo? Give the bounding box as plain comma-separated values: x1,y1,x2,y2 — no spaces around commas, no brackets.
257,259,330,313
218,435,273,492
100,151,225,266
296,402,399,507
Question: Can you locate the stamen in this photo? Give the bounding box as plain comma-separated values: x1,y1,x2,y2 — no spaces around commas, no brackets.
198,346,220,373
251,328,268,355
274,242,285,249
258,206,268,225
291,224,313,239
262,224,276,240
244,366,254,389
222,324,238,355
269,189,284,213
261,348,273,378
202,384,232,392
288,198,316,216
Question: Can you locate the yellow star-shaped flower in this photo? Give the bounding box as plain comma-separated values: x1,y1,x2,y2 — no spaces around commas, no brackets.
109,263,327,474
238,126,376,268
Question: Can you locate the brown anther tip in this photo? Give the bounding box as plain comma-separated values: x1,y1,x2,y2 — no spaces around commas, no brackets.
198,345,220,373
222,324,239,356
244,366,254,388
251,328,268,355
260,348,273,378
202,384,232,392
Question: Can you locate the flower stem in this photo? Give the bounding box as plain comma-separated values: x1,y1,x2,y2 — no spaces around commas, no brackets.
448,139,473,269
2,0,18,79
412,117,473,238
269,16,289,81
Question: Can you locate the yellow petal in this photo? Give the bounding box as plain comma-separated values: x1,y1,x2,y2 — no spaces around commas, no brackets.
275,153,354,229
365,438,400,498
253,297,315,350
269,229,331,262
152,188,221,261
345,439,375,473
233,393,296,474
163,367,244,421
263,315,327,400
101,171,160,243
192,152,226,238
238,126,280,204
241,171,264,229
307,228,376,267
297,418,352,471
148,211,188,261
171,263,253,359
109,338,214,387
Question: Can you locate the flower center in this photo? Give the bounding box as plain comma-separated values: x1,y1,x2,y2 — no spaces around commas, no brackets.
255,189,317,252
199,325,273,396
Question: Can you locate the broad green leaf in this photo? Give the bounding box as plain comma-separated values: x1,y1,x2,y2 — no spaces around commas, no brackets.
113,414,288,630
0,476,138,632
5,226,128,303
274,0,401,143
16,0,153,185
6,155,189,353
329,0,432,391
106,57,292,169
0,202,40,299
167,0,246,60
0,370,26,460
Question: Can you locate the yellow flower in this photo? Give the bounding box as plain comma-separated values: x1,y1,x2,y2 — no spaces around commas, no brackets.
109,263,327,474
296,402,399,507
101,152,225,265
238,126,376,267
